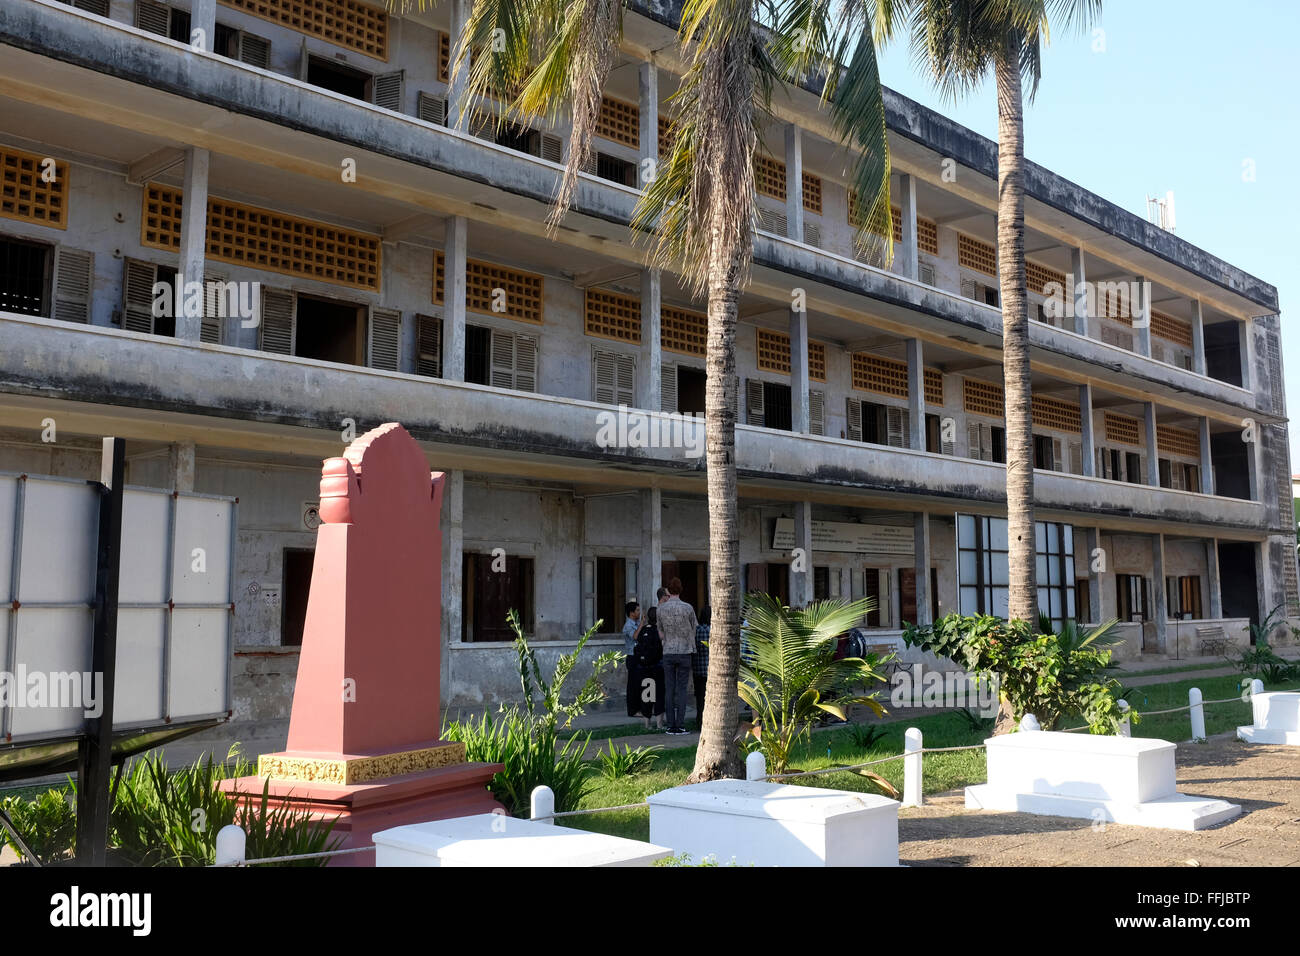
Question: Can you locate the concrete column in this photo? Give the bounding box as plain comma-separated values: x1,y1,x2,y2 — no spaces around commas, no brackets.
1143,402,1160,487
897,174,919,281
190,0,216,49
1206,537,1223,619
1152,533,1168,653
442,469,464,695
1079,384,1096,476
638,268,662,411
913,512,932,627
1085,527,1103,625
907,338,926,451
176,147,210,341
1247,424,1260,501
1239,318,1255,394
1190,299,1206,375
790,307,810,434
840,567,853,604
447,0,471,130
443,215,468,381
1135,275,1152,357
640,488,662,604
1071,247,1089,337
784,124,804,243
637,62,658,186
168,441,195,494
790,501,813,608
1198,417,1214,494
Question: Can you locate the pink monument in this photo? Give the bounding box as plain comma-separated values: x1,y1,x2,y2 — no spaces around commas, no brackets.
220,423,503,861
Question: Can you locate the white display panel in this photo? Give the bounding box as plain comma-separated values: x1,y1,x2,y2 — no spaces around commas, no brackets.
119,490,171,606
113,608,167,725
17,478,98,604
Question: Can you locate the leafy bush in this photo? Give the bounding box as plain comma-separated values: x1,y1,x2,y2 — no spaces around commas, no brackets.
848,723,886,750
443,609,621,816
1232,641,1299,685
737,594,886,775
2,747,338,866
597,742,663,780
903,613,1132,734
0,787,77,865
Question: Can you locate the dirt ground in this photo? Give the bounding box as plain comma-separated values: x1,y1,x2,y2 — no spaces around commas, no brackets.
900,733,1300,866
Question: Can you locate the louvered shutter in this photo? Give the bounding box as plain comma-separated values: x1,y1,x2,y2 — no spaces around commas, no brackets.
259,288,295,354
802,221,821,248
614,352,636,406
416,313,442,377
1052,438,1063,472
1069,441,1082,476
134,0,170,36
417,92,446,125
238,33,271,69
758,208,787,235
846,397,862,442
967,420,983,460
373,71,404,112
1170,462,1184,490
122,258,156,333
961,278,977,300
918,262,936,286
581,557,596,632
886,406,908,449
877,569,892,627
809,389,825,436
540,134,563,163
581,151,597,174
74,0,110,13
368,307,401,371
514,334,537,392
52,247,93,324
745,379,765,426
660,361,678,414
940,420,956,456
592,349,616,404
200,271,225,344
490,331,516,389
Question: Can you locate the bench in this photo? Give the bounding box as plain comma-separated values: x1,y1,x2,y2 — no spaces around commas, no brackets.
965,729,1241,831
1196,625,1232,657
647,778,899,866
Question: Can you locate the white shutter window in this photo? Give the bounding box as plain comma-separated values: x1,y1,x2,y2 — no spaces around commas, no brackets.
877,569,892,627
73,0,111,14
660,362,678,414
514,334,537,392
918,261,936,286
540,134,563,164
960,278,977,301
1170,462,1184,490
1096,447,1108,479
1052,438,1064,472
121,258,156,333
757,208,787,235
259,288,295,354
941,420,956,456
52,247,93,325
846,397,862,442
368,307,402,371
1069,441,1082,476
372,70,404,112
886,406,908,449
967,420,983,461
415,313,442,377
745,379,766,426
417,92,447,125
134,0,170,36
238,33,271,69
200,271,225,344
592,348,616,404
802,221,821,248
581,557,596,632
809,389,825,436
614,352,636,406
490,330,516,389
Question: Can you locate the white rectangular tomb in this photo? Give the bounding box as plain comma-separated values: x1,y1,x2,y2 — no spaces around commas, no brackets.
372,814,671,867
646,779,899,867
1237,691,1300,746
965,730,1240,831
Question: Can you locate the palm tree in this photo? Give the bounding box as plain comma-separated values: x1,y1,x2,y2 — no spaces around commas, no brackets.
883,0,1101,625
449,0,894,779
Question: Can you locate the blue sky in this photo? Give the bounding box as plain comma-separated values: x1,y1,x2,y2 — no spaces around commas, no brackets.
871,0,1300,464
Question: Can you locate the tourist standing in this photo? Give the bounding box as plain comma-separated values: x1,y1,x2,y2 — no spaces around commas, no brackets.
656,577,698,735
693,606,711,731
621,600,641,657
626,606,664,729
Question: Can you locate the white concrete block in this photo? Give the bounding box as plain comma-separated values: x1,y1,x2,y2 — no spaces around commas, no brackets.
1237,691,1300,746
372,814,671,867
966,730,1240,831
647,779,899,867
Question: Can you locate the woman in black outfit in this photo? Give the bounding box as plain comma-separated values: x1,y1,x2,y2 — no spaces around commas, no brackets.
626,606,665,729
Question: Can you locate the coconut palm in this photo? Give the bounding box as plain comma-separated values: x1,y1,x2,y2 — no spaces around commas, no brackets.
448,0,895,779
882,0,1101,625
738,593,887,775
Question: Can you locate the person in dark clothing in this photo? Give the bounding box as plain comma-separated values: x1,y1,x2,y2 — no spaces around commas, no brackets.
626,606,665,729
693,606,711,731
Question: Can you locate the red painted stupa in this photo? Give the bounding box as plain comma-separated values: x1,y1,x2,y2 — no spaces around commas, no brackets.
220,423,502,862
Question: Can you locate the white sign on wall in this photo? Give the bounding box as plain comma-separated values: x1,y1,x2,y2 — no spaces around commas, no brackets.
772,518,914,555
0,473,236,745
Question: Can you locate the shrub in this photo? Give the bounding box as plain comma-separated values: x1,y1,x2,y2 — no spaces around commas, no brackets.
0,787,77,865
597,742,663,780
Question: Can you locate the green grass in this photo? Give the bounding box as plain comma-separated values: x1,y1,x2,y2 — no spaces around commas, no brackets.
557,722,659,742
1112,660,1239,679
1124,672,1300,741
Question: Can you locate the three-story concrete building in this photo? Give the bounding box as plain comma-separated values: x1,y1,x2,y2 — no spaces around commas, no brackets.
0,0,1291,752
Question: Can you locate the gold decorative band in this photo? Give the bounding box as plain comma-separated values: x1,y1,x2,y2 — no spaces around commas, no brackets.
257,742,467,785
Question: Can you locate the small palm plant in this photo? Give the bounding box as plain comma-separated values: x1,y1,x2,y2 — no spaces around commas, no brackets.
738,593,886,775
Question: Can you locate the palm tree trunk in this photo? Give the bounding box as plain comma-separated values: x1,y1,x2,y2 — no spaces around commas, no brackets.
690,221,745,781
995,35,1037,626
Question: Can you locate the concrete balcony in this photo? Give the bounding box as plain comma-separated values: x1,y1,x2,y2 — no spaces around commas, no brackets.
0,312,1268,537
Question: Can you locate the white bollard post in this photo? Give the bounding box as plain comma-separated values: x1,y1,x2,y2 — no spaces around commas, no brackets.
215,825,246,866
531,785,555,825
1189,687,1206,741
1117,700,1131,737
1019,714,1041,732
1251,678,1264,698
902,728,922,807
745,750,767,781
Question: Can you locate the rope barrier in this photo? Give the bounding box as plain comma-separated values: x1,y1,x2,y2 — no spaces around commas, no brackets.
545,801,649,819
212,844,376,867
